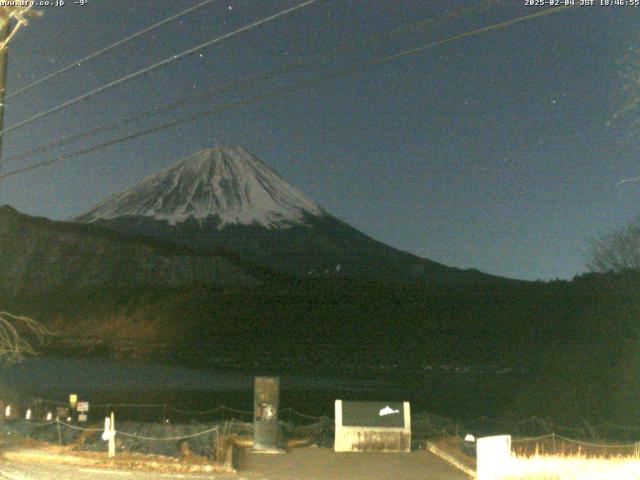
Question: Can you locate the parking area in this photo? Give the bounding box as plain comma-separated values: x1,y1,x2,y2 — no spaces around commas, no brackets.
236,447,470,480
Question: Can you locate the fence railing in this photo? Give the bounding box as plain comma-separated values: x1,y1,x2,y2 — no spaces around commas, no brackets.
511,433,640,458
464,415,640,442
7,398,640,448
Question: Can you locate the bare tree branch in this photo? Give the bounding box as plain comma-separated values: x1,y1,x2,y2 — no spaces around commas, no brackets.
610,42,640,130
588,216,640,273
0,312,52,363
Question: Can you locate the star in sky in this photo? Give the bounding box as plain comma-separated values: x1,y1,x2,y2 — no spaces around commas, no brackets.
1,0,636,281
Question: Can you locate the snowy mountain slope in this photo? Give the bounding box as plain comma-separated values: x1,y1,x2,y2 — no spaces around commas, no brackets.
77,145,495,284
77,145,325,228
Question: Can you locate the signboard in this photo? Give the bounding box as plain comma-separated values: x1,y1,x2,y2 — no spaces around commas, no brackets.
78,413,88,422
476,435,512,480
335,400,411,452
341,401,405,428
77,401,89,413
253,376,280,452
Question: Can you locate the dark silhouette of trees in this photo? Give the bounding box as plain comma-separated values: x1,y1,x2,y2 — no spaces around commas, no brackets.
588,216,640,272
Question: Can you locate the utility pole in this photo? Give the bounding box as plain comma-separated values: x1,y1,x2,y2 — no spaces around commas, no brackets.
0,15,11,166
0,6,39,176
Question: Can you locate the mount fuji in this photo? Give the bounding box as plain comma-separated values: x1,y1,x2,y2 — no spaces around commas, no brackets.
77,145,489,283
78,145,324,229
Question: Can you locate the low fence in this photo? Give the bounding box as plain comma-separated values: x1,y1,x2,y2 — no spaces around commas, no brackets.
464,415,640,443
512,433,640,458
21,398,330,424
2,417,234,459
476,434,640,480
0,402,335,458
5,398,640,457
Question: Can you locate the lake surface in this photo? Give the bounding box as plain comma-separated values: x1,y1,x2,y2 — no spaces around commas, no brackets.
0,356,523,422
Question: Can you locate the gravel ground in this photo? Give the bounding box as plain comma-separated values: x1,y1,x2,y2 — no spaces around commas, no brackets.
0,424,470,480
0,446,469,480
236,446,470,480
0,461,236,480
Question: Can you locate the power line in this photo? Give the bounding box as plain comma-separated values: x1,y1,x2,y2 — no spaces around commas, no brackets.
1,0,322,135
6,0,218,100
1,0,499,167
0,4,38,180
0,6,574,179
0,6,574,181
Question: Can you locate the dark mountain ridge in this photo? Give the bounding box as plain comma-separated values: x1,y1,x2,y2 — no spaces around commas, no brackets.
3,143,634,425
0,205,266,297
76,145,502,284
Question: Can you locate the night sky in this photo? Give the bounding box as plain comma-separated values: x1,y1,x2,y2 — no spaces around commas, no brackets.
0,0,637,281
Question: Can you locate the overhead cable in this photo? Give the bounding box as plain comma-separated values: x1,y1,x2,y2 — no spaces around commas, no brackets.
2,0,322,134
6,0,218,99
2,0,499,166
0,6,574,180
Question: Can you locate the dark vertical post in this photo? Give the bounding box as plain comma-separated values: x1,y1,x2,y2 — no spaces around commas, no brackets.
56,419,62,445
253,376,281,452
0,16,10,173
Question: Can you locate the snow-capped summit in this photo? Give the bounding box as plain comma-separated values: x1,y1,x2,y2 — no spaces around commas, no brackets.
76,145,491,284
77,145,325,229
